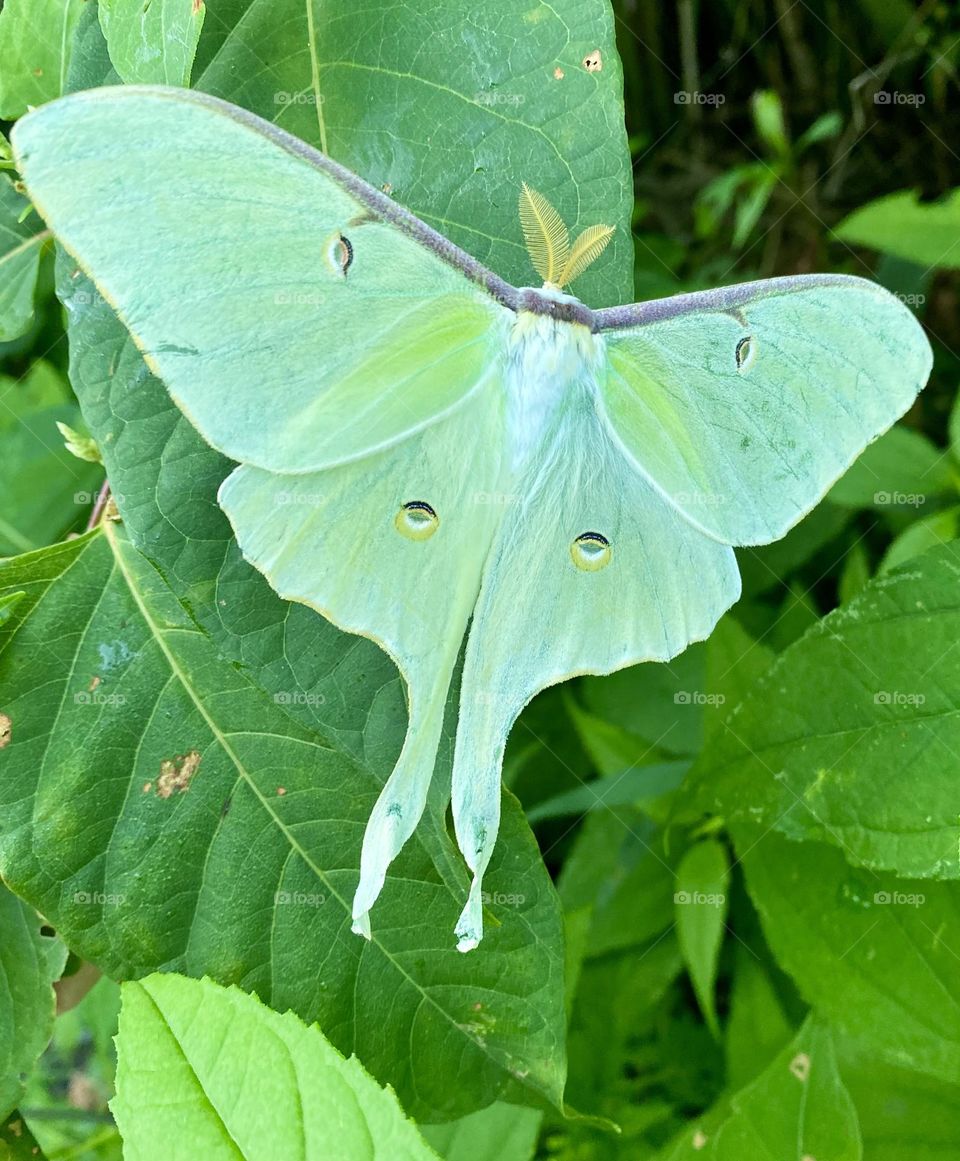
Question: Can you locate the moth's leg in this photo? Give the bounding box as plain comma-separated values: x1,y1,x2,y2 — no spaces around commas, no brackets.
351,673,453,938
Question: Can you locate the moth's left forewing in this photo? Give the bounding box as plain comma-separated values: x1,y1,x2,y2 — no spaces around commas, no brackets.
595,275,933,546
13,86,514,474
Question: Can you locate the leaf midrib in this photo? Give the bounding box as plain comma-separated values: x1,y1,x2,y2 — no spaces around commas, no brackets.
101,519,536,1098
0,227,50,271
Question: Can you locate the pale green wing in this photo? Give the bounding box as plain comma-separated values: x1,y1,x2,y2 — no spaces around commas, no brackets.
12,86,515,472
217,387,506,938
595,275,933,545
449,384,741,951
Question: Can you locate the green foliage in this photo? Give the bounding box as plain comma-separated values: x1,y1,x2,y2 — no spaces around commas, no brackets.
190,0,634,310
0,175,49,342
659,1017,860,1159
691,540,960,879
0,0,85,118
0,886,67,1120
0,1111,46,1161
837,189,960,268
674,840,729,1038
0,360,101,553
112,973,440,1160
98,0,205,86
0,523,564,1121
1,1,960,1157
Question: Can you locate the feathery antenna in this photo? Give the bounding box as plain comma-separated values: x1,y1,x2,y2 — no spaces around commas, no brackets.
518,184,614,290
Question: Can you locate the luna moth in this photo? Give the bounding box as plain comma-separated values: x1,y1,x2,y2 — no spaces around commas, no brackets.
12,86,932,952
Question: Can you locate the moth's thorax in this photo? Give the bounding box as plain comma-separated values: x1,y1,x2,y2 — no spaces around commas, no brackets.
505,292,604,471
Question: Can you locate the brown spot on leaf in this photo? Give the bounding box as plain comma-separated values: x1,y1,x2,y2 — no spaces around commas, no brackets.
0,713,11,749
381,182,394,195
88,676,101,692
156,750,201,798
192,0,204,12
790,1051,811,1082
554,67,565,80
583,49,603,72
277,786,287,796
142,781,153,794
693,1130,708,1150
32,68,43,78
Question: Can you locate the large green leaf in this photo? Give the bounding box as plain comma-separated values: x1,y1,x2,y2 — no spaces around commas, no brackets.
112,973,439,1160
741,834,960,1085
99,0,205,86
657,1016,860,1160
190,0,635,308
0,0,86,118
841,1051,960,1161
0,175,49,343
827,424,954,510
690,540,960,881
0,526,565,1121
836,188,960,270
0,885,67,1120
